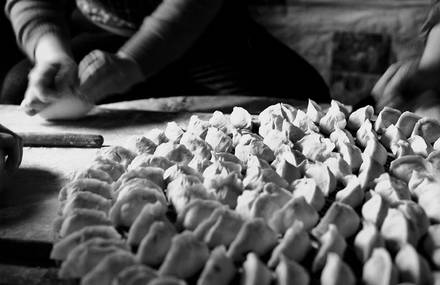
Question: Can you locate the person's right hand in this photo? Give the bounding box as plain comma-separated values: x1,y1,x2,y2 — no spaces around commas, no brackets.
20,55,78,116
0,124,22,172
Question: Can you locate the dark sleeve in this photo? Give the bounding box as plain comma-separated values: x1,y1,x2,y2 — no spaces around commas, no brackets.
119,0,224,77
421,0,440,38
5,0,69,61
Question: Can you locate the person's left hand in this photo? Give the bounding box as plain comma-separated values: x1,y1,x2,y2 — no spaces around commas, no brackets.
0,125,23,172
77,50,144,103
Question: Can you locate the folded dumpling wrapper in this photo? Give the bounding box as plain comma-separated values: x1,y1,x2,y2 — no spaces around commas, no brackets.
179,132,212,160
168,182,213,215
188,155,212,173
395,243,432,285
273,157,302,184
186,115,210,139
275,254,310,285
362,247,398,285
59,209,112,238
235,139,275,164
323,153,352,181
423,224,440,256
197,246,236,285
164,164,203,184
282,120,305,143
389,155,431,183
209,111,234,135
396,111,421,138
74,168,113,184
137,221,176,267
159,231,210,279
243,166,288,191
305,162,337,196
59,178,113,202
306,98,324,123
408,135,433,157
358,157,385,190
312,224,347,273
390,139,414,158
113,264,158,285
374,173,411,206
320,253,355,285
363,138,388,165
335,175,364,208
262,129,291,152
81,250,137,285
268,196,319,235
362,190,389,228
380,124,405,150
259,103,297,127
374,106,401,133
319,101,347,135
50,225,121,261
178,199,222,230
396,200,429,242
145,129,169,145
381,208,418,252
124,135,157,155
412,117,440,143
240,252,272,285
230,106,253,130
330,126,355,147
298,133,335,162
164,121,184,143
227,218,278,262
312,202,360,238
60,191,112,217
202,207,245,248
128,154,173,171
293,109,319,133
356,120,377,148
98,146,136,169
127,202,169,246
58,237,128,279
116,167,165,190
291,178,325,212
115,178,163,202
268,221,311,267
337,142,363,172
347,105,374,131
354,222,385,263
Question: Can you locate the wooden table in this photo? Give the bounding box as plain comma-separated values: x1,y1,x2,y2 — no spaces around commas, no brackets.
0,96,306,284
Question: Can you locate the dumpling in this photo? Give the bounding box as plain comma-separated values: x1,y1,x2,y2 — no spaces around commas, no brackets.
361,191,389,228
230,106,252,130
209,111,233,135
164,121,184,143
395,111,421,138
243,165,288,191
291,178,325,212
227,218,278,262
203,161,242,180
188,155,212,173
268,196,319,235
311,224,347,273
389,155,431,183
59,209,112,238
380,208,418,252
127,202,169,247
262,129,291,152
412,117,440,143
396,200,429,241
164,164,203,184
335,175,364,208
109,188,166,227
74,168,113,184
159,231,209,279
374,106,401,133
408,135,433,157
395,244,432,285
153,142,193,165
204,173,243,208
145,128,168,145
306,98,324,123
89,157,126,181
380,124,405,150
353,222,385,263
248,182,292,222
273,157,302,184
124,135,157,155
347,105,374,131
50,226,121,261
292,109,319,133
59,178,112,202
362,248,398,285
297,133,335,162
81,250,137,285
205,127,233,153
329,126,355,147
258,114,283,138
235,139,275,164
177,199,222,230
98,145,136,169
115,178,164,202
305,162,337,196
60,191,112,217
128,154,173,171
186,115,210,139
337,142,363,172
58,237,128,278
268,221,311,267
363,138,388,165
113,265,158,285
282,120,305,143
179,132,212,160
356,119,377,148
258,103,297,126
240,253,272,285
423,225,440,268
319,101,347,134
235,190,261,219
197,246,236,285
275,255,310,285
167,182,213,215
374,173,411,205
137,221,176,267
323,154,352,181
320,253,355,285
116,167,165,190
390,139,414,158
312,202,360,238
358,157,385,190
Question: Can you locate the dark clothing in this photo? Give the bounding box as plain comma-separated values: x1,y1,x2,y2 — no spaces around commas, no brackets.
2,1,330,104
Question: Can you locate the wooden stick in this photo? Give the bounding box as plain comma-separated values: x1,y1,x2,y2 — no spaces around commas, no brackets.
17,132,104,148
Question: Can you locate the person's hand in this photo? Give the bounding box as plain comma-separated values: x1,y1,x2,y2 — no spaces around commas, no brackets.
78,50,144,103
21,55,78,116
0,125,23,172
372,59,440,111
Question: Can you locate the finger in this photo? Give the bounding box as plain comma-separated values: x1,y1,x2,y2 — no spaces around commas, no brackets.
0,133,23,171
383,63,412,99
371,63,402,98
20,89,51,115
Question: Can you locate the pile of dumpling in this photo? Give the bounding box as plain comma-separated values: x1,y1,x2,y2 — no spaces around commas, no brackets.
50,100,440,285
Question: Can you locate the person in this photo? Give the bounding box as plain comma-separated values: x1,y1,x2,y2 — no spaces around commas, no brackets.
0,124,22,172
2,0,330,117
372,1,440,118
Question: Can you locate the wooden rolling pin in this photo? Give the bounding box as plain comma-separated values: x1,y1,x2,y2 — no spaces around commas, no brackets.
17,132,104,148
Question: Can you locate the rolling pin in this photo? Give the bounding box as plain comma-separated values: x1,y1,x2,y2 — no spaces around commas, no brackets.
17,132,104,148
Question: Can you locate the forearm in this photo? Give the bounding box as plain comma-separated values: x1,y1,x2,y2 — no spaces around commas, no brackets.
119,0,224,77
5,0,69,61
420,22,440,73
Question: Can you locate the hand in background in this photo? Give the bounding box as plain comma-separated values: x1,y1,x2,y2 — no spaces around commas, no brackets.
0,124,22,172
21,55,78,116
78,50,144,103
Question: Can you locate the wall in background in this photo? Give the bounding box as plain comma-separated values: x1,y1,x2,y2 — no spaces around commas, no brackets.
248,0,431,104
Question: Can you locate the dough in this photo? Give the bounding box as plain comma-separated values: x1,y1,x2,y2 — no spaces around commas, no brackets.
37,94,94,120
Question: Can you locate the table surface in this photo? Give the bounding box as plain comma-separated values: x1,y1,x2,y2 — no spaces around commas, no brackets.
0,96,307,284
